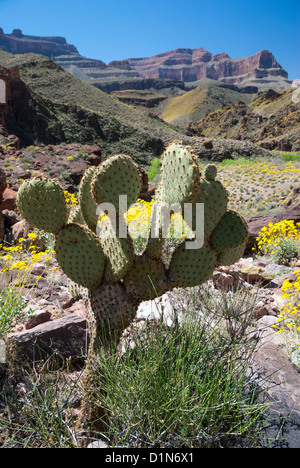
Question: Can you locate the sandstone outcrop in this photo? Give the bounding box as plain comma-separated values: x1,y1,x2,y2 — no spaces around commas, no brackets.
0,29,291,91
127,48,290,87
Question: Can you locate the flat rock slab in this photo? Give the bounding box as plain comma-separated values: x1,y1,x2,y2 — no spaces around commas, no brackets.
251,316,300,448
9,314,89,363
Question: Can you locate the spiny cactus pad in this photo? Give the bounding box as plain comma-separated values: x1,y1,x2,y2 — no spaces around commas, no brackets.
210,210,248,252
217,241,247,266
97,216,135,282
160,142,201,206
17,176,67,233
88,283,137,336
204,164,218,180
68,205,85,225
144,201,164,259
92,154,142,211
78,166,98,231
124,255,167,301
190,178,229,239
169,241,217,288
55,223,105,288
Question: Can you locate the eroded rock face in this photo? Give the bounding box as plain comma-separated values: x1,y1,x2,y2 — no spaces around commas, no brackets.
127,48,288,84
0,28,79,57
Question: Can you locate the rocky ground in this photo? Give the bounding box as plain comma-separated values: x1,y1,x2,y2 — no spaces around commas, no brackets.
0,247,299,447
0,138,300,447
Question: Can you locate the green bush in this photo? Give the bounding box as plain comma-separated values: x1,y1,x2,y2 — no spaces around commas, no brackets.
280,153,300,162
90,286,266,448
147,157,161,180
220,158,254,167
0,286,29,338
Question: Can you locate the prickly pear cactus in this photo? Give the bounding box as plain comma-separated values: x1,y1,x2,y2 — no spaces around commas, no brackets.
16,142,248,429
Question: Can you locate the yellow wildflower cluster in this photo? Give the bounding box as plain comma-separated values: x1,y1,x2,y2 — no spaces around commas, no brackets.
271,270,300,355
217,159,300,216
0,233,55,273
124,198,153,237
256,220,300,257
64,191,78,208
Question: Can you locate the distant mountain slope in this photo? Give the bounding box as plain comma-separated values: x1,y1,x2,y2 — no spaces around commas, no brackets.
127,47,291,89
188,89,300,152
161,85,255,126
0,49,274,166
0,28,292,92
0,50,183,165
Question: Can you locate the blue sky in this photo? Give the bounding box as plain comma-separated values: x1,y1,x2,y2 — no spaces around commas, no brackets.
0,0,299,78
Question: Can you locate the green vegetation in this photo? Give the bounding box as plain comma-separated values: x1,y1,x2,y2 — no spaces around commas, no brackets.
280,153,300,162
90,287,266,448
0,49,182,164
0,286,28,337
147,157,161,180
161,84,253,127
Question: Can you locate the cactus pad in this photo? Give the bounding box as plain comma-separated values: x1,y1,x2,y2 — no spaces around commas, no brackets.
88,283,137,338
17,176,67,233
78,167,98,231
188,178,228,240
210,210,248,252
92,154,141,212
55,223,105,288
169,241,217,288
97,216,135,282
123,255,167,301
204,164,218,180
160,142,201,206
217,241,247,266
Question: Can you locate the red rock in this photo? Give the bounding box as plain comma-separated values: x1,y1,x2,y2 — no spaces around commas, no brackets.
25,310,52,330
0,166,7,197
0,187,17,210
127,48,288,84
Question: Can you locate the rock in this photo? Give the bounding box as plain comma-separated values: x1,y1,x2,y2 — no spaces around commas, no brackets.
212,271,235,290
239,265,274,285
252,303,278,319
24,310,52,330
250,316,300,448
37,284,75,309
11,219,32,242
0,187,17,211
127,48,288,85
69,160,90,184
9,314,89,362
0,166,7,197
64,300,87,318
87,441,109,449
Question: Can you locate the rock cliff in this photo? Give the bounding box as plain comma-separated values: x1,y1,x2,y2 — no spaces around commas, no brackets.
127,47,289,87
0,29,291,91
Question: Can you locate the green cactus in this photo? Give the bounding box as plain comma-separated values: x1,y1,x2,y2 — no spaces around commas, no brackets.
16,142,248,431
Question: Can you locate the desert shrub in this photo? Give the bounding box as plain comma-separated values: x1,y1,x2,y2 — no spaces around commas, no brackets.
220,158,254,167
280,153,300,162
271,269,300,366
147,157,161,180
0,233,56,337
255,220,300,265
0,286,29,337
89,286,266,448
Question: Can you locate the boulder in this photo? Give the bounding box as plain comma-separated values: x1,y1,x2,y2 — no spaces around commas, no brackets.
9,314,89,362
0,187,17,211
250,316,300,448
246,207,300,252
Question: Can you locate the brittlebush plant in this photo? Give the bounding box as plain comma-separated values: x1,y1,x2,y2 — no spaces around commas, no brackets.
0,232,56,337
255,220,300,265
271,270,300,366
